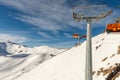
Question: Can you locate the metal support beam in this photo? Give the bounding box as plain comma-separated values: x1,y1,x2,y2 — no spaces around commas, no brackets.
85,19,93,80
72,5,112,80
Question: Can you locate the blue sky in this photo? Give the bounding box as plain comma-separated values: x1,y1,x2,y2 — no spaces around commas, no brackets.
0,0,120,48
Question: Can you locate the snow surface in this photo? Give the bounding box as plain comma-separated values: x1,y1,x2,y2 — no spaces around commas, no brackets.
0,42,67,80
0,32,120,80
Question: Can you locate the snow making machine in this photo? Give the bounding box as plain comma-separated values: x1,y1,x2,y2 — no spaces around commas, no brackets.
106,17,120,33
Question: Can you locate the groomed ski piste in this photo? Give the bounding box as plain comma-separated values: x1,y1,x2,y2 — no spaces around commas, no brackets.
0,32,120,80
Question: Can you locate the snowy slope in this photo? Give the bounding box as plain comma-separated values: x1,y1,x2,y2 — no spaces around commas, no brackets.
0,42,67,80
13,32,120,80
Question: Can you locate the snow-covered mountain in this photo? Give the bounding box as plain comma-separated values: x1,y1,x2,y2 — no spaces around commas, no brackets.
0,41,67,80
0,32,120,80
0,41,66,55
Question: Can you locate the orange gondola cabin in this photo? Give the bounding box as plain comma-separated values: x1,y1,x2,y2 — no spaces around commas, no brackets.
72,34,86,39
106,18,120,32
72,34,79,39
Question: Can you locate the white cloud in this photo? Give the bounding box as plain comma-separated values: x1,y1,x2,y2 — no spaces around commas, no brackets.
63,33,72,38
0,33,27,43
38,32,53,39
0,0,119,34
16,15,62,31
0,0,86,31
